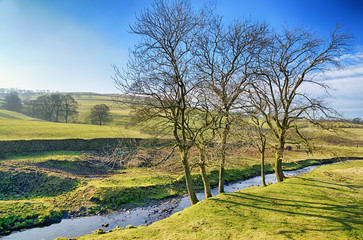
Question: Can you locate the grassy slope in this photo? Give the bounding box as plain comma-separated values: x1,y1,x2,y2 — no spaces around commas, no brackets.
0,93,147,140
1,92,363,236
78,160,363,240
0,152,181,234
0,118,148,140
2,151,357,235
2,92,363,143
0,109,38,121
72,93,134,128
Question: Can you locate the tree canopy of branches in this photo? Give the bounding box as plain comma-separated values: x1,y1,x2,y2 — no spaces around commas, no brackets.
242,95,270,186
114,0,209,205
114,0,353,203
33,94,78,123
195,17,268,193
252,25,352,182
89,104,113,126
62,95,79,123
3,92,22,112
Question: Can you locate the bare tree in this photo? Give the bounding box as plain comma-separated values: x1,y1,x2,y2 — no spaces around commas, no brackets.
242,90,270,186
89,104,112,126
51,94,68,123
32,94,78,123
62,95,78,123
188,90,219,199
253,25,353,182
33,94,56,121
114,0,208,205
195,17,268,193
3,92,22,112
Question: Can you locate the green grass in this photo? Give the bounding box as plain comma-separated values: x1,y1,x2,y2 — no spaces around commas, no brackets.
91,169,178,188
1,149,357,236
0,93,151,140
70,93,134,128
1,92,363,236
1,148,352,236
0,109,38,121
0,152,107,234
0,200,64,232
77,160,363,240
0,170,79,200
0,118,149,140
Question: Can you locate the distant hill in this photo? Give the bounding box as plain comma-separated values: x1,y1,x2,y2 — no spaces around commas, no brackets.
0,109,39,121
0,92,159,140
0,117,149,140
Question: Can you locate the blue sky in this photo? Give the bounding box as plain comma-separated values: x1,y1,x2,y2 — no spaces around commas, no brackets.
0,0,362,118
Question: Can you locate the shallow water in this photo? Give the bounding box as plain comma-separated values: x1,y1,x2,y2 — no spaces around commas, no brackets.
1,163,335,240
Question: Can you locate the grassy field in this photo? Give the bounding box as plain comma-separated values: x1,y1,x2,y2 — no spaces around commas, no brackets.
76,160,363,240
0,93,153,140
0,144,362,236
1,92,363,237
72,93,127,123
0,118,149,140
2,92,363,143
0,109,38,121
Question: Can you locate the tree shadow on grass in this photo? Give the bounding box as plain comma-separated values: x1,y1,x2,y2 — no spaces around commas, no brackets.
209,180,362,239
293,177,362,191
33,159,114,176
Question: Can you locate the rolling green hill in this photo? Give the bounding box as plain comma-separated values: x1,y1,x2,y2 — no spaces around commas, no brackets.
0,118,148,140
0,109,38,121
0,93,150,140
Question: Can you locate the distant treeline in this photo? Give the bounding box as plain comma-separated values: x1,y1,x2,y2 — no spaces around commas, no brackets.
0,88,54,101
0,91,114,125
346,118,363,125
1,91,79,123
28,94,79,123
316,117,363,125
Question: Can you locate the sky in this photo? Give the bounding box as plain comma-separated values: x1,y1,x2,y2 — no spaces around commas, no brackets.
0,0,362,118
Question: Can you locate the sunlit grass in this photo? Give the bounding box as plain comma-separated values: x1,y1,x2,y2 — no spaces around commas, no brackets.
1,93,141,135
0,118,149,140
77,160,363,240
1,93,363,236
90,169,178,188
0,109,38,121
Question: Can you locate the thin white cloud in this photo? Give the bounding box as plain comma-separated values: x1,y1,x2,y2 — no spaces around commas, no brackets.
324,63,363,79
296,50,363,118
325,75,363,96
322,51,363,118
324,51,363,95
339,52,363,63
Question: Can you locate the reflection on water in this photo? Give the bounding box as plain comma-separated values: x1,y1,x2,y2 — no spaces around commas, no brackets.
2,163,333,240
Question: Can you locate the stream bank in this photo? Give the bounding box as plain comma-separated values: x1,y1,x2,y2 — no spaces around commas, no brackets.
3,158,357,240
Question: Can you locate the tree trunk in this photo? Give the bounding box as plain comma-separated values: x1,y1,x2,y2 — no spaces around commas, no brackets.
261,144,266,186
219,112,231,194
218,125,228,194
181,149,199,205
274,137,286,182
65,111,69,123
197,146,212,198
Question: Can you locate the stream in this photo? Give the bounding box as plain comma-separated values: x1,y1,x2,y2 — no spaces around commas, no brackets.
2,162,342,240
